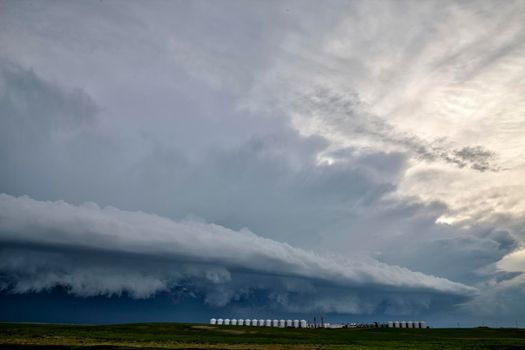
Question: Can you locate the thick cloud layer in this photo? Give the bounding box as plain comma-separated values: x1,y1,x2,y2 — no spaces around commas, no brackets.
0,194,475,314
1,0,524,325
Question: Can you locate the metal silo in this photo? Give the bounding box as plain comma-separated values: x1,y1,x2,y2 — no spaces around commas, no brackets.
217,318,224,325
245,319,251,326
238,319,244,326
300,320,307,328
293,320,299,328
286,320,292,327
279,320,285,328
224,319,231,325
387,321,393,328
258,319,265,326
420,321,426,328
400,321,406,328
394,321,399,328
272,319,279,327
231,319,237,326
265,319,272,327
210,318,217,325
252,319,258,326
407,321,413,328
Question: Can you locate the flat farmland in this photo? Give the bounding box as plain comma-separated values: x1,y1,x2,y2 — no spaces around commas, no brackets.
0,323,524,349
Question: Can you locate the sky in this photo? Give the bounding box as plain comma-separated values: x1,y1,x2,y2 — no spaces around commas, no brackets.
0,0,524,327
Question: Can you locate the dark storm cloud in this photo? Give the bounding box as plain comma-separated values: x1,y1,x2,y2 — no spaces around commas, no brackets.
0,61,406,247
0,50,512,319
0,194,476,314
0,61,479,314
0,60,96,129
0,0,524,325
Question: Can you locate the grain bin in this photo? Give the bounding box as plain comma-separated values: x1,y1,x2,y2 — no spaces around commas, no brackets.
224,319,230,325
293,320,299,328
300,320,307,328
286,320,293,327
259,319,265,326
217,318,224,325
279,320,285,328
394,321,399,328
387,321,393,328
272,319,279,327
238,319,244,326
210,318,217,325
231,319,237,326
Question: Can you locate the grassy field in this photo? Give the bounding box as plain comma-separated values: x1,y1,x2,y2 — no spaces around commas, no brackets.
0,322,524,350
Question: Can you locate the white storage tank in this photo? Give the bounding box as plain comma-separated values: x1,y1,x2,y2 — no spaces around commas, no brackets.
258,319,265,326
407,321,413,328
245,319,251,326
217,318,224,325
265,319,272,327
400,321,406,328
420,321,426,328
300,320,307,328
210,318,217,325
286,320,293,327
231,319,237,326
238,319,244,326
272,319,279,327
224,319,231,325
279,320,285,328
387,321,394,328
252,319,258,326
293,320,299,328
394,321,399,328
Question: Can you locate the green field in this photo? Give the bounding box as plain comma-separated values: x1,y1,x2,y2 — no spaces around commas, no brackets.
0,323,524,350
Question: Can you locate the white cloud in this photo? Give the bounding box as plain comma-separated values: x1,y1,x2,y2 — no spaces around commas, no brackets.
498,248,525,273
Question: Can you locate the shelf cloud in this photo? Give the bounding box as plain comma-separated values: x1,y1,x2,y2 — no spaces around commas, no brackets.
1,0,524,325
0,194,475,313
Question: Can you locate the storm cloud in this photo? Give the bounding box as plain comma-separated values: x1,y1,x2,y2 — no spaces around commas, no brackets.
1,0,525,325
0,194,476,313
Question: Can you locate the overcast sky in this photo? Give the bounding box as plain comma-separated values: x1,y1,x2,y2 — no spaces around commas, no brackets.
1,0,525,327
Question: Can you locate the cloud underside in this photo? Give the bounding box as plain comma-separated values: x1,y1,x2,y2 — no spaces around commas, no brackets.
0,194,475,314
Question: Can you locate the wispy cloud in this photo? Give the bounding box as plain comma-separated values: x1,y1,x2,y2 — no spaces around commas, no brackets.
292,87,501,172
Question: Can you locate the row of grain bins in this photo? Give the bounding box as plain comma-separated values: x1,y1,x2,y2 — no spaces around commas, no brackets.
210,318,307,328
387,321,426,328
